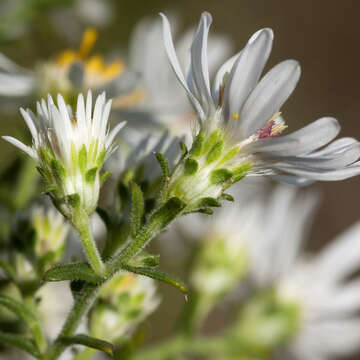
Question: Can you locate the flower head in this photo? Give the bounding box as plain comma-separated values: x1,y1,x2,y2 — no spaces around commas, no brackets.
89,273,160,341
32,205,69,263
0,29,137,107
122,15,232,138
3,91,125,218
161,12,360,194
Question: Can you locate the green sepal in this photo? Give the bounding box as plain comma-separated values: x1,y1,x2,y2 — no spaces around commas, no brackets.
130,254,160,267
146,197,186,231
100,171,111,184
130,182,145,238
0,260,16,281
210,168,233,185
51,158,66,180
59,334,114,355
221,193,234,201
78,145,88,174
202,129,222,156
67,193,80,208
190,130,204,157
43,262,104,283
85,167,98,184
123,264,188,294
184,158,198,175
96,149,106,168
179,141,188,158
42,185,57,194
199,197,221,208
155,152,169,178
197,208,214,215
0,331,40,358
206,140,224,164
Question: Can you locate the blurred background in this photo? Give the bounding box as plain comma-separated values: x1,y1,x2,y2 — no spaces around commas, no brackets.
0,0,360,351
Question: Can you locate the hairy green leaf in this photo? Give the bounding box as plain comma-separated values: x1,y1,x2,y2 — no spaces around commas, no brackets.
59,334,114,355
43,262,104,283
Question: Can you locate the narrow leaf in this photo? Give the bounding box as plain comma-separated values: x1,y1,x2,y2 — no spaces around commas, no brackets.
130,182,145,238
59,334,114,355
179,141,188,158
146,197,186,231
0,331,40,358
123,264,188,294
0,295,44,350
0,260,16,280
43,262,104,283
155,152,169,178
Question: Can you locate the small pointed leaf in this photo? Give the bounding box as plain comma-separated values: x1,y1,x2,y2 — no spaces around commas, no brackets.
0,260,16,280
155,152,169,178
0,331,40,358
199,197,221,208
179,141,188,158
130,182,145,238
59,334,114,355
0,295,43,349
123,264,188,294
221,193,234,201
43,262,104,283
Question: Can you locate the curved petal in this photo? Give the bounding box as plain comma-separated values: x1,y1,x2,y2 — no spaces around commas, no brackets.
190,12,214,115
160,13,205,122
238,59,300,138
223,28,273,129
247,117,341,156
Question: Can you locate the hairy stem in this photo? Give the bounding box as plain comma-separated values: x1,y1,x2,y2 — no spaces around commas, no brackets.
45,285,99,360
73,209,104,275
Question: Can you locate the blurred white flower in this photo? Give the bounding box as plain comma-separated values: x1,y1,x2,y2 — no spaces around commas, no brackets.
0,29,136,107
32,206,69,262
89,273,160,342
3,91,125,218
161,12,360,185
119,15,232,138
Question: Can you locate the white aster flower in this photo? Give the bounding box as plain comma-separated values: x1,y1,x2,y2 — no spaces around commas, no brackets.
228,185,360,360
271,222,360,360
2,91,125,218
161,12,360,187
0,29,135,108
119,15,232,139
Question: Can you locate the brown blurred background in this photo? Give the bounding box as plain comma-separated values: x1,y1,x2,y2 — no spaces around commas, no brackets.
0,0,360,350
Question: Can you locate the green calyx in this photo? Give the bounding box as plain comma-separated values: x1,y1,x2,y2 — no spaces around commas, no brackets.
229,288,301,356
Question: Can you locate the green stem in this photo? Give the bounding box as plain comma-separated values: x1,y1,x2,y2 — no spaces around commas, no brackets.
46,285,99,360
73,209,104,276
134,335,225,360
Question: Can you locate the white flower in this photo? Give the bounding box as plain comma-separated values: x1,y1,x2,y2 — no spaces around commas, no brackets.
32,205,69,265
229,185,360,360
89,273,161,341
272,221,360,360
0,29,134,107
120,15,232,138
2,91,125,217
161,12,360,185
